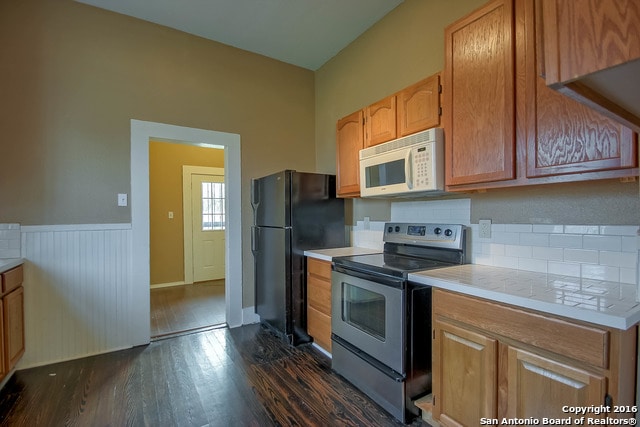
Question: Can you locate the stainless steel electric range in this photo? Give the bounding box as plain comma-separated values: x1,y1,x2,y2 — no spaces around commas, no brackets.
331,222,467,423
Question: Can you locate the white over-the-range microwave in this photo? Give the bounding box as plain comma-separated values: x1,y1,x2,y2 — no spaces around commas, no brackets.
359,127,445,198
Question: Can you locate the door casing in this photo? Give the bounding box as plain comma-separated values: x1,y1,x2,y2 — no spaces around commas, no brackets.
131,119,242,346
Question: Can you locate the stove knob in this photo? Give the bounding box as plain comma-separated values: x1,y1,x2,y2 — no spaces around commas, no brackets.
444,229,453,237
434,227,442,235
395,226,400,232
388,226,393,233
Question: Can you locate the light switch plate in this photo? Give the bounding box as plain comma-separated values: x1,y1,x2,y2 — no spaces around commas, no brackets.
117,193,128,207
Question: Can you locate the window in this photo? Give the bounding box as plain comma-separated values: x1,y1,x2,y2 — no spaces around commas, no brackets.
202,181,225,230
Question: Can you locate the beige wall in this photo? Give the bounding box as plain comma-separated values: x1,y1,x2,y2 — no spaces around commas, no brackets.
0,0,316,223
149,141,224,285
315,0,639,226
1,0,317,307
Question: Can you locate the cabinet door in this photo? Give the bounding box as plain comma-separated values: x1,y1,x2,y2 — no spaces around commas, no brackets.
0,302,5,381
506,346,606,420
397,74,441,137
541,0,640,132
364,96,397,147
336,110,363,197
541,0,640,86
433,318,498,426
444,0,516,186
307,274,331,315
307,306,331,352
524,0,638,178
4,287,24,372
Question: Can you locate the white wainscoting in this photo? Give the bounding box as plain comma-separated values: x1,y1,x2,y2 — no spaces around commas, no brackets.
19,224,133,368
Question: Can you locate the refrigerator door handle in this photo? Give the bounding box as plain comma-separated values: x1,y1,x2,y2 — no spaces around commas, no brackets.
251,226,259,253
251,179,260,210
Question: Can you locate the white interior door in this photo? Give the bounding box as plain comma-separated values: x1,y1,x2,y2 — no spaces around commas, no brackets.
191,173,225,282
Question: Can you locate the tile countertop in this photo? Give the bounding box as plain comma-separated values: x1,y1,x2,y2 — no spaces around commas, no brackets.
0,258,24,274
304,247,381,262
409,264,640,330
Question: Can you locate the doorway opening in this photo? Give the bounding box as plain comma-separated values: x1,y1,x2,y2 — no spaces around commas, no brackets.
131,119,242,347
148,141,227,338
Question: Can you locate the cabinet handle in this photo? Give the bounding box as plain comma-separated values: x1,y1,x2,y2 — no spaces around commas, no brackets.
604,394,613,409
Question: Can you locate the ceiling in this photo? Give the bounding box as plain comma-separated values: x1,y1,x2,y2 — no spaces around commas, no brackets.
75,0,404,70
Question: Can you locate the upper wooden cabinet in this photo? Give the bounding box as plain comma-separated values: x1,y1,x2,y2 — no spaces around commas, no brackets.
365,96,397,148
444,0,516,186
443,0,638,192
541,0,640,132
364,74,442,148
335,73,442,197
397,74,441,138
524,0,637,178
336,110,363,197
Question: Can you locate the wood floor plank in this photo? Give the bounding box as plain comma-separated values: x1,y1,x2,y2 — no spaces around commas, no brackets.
151,281,226,337
0,324,427,426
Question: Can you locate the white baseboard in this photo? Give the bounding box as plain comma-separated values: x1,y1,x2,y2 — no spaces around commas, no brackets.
150,281,186,289
242,306,260,325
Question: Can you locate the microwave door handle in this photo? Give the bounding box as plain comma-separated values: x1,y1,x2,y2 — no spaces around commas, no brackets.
405,149,413,189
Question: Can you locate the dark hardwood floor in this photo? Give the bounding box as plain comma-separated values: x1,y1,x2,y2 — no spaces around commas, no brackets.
150,280,226,337
0,323,428,426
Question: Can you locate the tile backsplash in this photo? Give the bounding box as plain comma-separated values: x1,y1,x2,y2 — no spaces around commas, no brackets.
351,199,639,285
471,223,639,284
352,199,471,250
0,223,21,258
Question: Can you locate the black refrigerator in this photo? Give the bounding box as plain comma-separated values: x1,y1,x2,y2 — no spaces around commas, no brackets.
251,170,345,346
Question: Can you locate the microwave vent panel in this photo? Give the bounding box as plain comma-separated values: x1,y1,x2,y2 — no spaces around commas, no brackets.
360,128,443,160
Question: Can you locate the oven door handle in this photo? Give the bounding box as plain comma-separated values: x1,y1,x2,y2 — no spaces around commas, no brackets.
333,265,404,289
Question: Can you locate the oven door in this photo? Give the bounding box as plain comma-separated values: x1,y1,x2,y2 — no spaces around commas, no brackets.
331,268,405,374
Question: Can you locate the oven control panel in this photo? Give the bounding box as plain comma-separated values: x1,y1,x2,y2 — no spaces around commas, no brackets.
383,222,466,250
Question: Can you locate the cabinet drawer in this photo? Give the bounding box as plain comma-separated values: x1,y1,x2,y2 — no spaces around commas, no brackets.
307,258,332,281
307,275,331,315
433,289,609,368
2,265,23,295
307,305,331,352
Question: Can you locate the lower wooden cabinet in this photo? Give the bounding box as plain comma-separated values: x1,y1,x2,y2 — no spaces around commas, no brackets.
3,286,24,372
433,318,497,426
1,265,25,382
306,258,332,352
432,289,636,426
0,303,5,381
506,346,606,418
